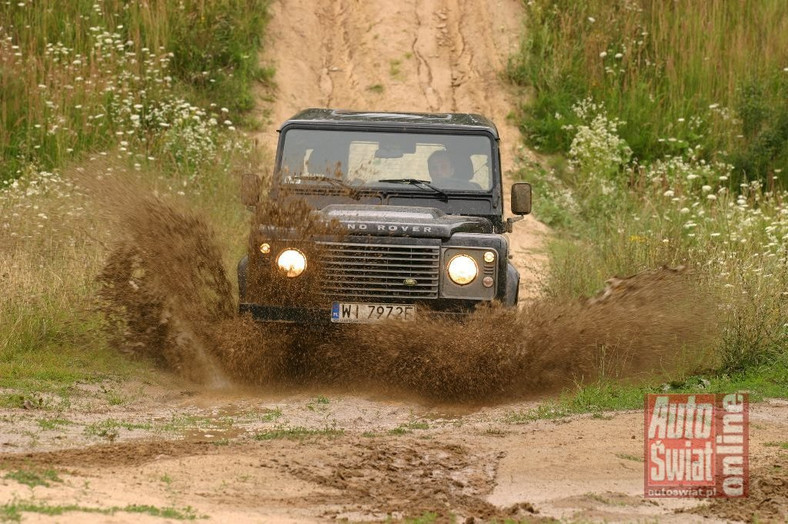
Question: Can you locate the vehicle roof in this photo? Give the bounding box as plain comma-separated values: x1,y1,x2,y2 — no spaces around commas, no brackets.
280,108,499,139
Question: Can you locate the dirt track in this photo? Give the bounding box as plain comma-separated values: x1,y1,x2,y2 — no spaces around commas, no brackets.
1,1,787,522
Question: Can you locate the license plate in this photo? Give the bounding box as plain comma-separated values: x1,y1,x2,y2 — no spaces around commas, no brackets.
331,302,416,323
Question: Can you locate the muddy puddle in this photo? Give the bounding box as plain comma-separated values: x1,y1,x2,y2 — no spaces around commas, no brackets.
96,181,717,404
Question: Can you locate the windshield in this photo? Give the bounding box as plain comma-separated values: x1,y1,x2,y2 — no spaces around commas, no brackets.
278,129,494,191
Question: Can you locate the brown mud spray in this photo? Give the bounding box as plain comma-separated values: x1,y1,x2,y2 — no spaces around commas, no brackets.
97,180,716,404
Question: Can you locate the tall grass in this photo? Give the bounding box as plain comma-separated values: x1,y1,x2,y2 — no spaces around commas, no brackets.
0,0,271,184
509,1,788,392
509,0,788,185
516,102,788,391
0,0,267,391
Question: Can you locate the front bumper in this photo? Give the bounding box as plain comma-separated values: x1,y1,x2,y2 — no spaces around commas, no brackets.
239,300,482,324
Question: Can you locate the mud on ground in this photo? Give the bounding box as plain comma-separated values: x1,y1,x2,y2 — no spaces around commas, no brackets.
2,0,787,522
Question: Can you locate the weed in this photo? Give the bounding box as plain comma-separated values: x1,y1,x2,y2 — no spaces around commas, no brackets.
3,469,61,488
388,421,429,435
84,419,151,438
252,425,344,441
36,417,71,431
104,390,127,406
401,511,438,523
615,453,644,463
0,500,199,521
367,84,385,94
259,407,283,422
389,59,402,79
306,395,331,411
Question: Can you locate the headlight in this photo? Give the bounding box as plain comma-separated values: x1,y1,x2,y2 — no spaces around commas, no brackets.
447,254,478,285
276,248,307,278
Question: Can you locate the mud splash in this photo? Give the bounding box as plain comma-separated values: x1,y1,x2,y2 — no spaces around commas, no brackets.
97,184,717,404
95,177,233,386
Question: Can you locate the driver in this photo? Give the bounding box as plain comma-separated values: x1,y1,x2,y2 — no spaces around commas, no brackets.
428,149,480,189
427,150,455,184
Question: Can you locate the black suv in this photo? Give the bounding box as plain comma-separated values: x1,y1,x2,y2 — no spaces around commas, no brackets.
238,108,531,324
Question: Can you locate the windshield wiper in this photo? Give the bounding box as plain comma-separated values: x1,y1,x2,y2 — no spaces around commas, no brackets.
291,174,362,200
377,178,449,202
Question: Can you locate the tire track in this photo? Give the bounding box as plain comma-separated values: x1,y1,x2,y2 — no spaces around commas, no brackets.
256,0,549,296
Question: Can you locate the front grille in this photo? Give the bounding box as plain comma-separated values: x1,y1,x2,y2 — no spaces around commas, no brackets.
318,241,440,300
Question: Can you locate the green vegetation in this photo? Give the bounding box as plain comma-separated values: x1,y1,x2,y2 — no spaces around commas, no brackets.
509,0,788,403
389,58,403,79
3,469,61,488
388,420,430,435
84,419,152,438
507,360,788,422
0,500,199,522
36,417,72,431
259,407,283,422
0,0,268,392
615,453,643,463
0,0,271,184
508,0,788,185
252,425,344,441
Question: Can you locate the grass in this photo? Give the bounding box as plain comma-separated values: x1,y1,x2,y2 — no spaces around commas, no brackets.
388,421,430,435
507,357,788,423
84,419,152,438
36,417,71,431
0,500,199,522
259,407,283,422
0,0,272,184
508,2,788,409
306,395,330,411
252,425,344,441
3,469,61,488
0,0,261,391
508,0,788,185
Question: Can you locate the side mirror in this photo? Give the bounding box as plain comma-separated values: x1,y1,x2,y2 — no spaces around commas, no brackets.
511,182,532,215
241,173,261,207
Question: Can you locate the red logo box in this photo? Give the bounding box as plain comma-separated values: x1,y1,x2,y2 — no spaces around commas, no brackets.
644,393,748,498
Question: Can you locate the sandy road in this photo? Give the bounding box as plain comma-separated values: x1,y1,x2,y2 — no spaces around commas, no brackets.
1,1,786,522
256,0,549,295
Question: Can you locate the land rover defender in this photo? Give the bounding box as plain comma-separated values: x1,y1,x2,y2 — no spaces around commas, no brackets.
238,108,531,323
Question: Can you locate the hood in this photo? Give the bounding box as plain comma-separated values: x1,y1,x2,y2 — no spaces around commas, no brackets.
317,204,493,239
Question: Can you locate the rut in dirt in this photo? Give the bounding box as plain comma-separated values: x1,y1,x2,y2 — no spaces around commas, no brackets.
97,188,717,404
